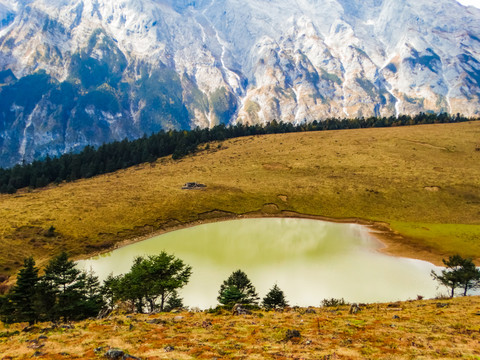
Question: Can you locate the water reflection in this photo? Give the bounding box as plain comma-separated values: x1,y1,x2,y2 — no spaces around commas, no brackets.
77,218,442,308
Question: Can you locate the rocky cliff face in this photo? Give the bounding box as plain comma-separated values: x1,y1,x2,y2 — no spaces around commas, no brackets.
0,0,479,167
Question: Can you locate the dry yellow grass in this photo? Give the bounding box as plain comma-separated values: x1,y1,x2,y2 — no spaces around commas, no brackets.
0,122,479,274
1,296,480,359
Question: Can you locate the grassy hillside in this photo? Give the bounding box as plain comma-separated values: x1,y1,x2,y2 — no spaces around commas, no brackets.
1,297,480,359
0,122,479,275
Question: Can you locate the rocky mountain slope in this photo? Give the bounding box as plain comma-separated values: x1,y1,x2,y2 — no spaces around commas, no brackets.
0,0,479,167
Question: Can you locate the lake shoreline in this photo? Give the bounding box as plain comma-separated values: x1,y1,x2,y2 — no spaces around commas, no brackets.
77,209,445,266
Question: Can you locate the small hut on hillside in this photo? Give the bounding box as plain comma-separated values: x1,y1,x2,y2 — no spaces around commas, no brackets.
182,182,206,190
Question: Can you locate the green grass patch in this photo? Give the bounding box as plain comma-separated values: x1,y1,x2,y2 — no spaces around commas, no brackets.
389,222,480,259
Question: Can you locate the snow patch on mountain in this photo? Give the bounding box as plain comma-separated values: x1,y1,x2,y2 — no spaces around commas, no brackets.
0,0,479,166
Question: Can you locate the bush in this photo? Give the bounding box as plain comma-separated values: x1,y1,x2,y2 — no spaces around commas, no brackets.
321,298,348,307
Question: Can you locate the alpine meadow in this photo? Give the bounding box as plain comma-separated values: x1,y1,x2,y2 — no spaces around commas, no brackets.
1,0,480,359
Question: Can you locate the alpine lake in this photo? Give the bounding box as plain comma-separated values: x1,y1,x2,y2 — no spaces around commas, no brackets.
77,218,444,309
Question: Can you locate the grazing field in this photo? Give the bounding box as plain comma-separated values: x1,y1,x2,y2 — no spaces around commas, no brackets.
0,122,479,275
1,297,480,359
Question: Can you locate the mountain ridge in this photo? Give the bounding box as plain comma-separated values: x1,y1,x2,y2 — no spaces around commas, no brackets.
0,0,479,167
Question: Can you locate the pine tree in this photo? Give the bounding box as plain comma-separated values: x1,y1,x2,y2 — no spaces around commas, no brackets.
76,270,104,319
217,285,244,306
101,273,122,310
217,270,259,306
41,252,86,321
457,258,480,296
431,255,480,297
9,257,40,324
262,284,289,310
114,253,192,313
163,290,184,312
0,294,15,324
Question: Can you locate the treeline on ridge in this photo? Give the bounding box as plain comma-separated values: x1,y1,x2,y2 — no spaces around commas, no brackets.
0,112,472,194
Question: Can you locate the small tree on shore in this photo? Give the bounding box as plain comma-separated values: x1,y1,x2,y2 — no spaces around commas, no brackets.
164,290,184,312
114,253,192,313
218,270,259,307
1,253,104,323
458,258,480,296
77,269,104,318
262,284,289,310
8,257,40,324
39,252,104,321
431,255,480,297
101,273,123,310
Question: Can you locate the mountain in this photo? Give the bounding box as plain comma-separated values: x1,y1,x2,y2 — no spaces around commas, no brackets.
0,0,479,167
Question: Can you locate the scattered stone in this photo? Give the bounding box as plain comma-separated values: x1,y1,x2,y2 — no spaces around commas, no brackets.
416,295,424,300
173,316,184,322
392,315,400,320
284,329,301,342
22,325,40,333
105,349,125,359
27,342,44,350
164,345,175,352
37,335,48,340
32,351,45,357
436,303,449,308
305,339,313,345
387,302,402,308
129,323,134,331
305,307,317,314
202,320,212,328
349,303,361,314
60,324,75,330
94,347,105,354
232,304,252,315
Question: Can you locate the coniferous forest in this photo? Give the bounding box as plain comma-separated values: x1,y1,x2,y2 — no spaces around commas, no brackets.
0,112,472,194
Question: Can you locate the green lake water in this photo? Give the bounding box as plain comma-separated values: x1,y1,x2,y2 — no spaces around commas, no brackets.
77,218,441,308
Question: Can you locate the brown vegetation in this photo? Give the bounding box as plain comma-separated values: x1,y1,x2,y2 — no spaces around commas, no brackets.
1,296,480,359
